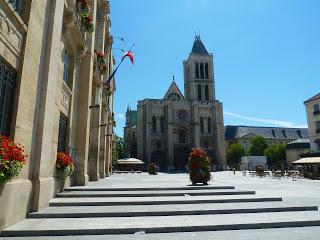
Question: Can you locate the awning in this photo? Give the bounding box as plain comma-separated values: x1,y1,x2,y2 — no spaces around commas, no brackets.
117,158,145,165
292,157,320,165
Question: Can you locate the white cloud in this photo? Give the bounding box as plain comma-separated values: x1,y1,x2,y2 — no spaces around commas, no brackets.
116,113,125,120
224,111,307,128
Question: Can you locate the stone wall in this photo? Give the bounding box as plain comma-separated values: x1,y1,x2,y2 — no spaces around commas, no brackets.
0,0,114,230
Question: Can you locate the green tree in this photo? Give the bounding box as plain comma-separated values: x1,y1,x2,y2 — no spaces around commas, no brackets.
248,136,268,156
265,143,286,169
226,143,246,168
112,135,124,165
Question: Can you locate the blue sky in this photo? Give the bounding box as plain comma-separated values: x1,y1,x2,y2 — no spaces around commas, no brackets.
109,0,320,137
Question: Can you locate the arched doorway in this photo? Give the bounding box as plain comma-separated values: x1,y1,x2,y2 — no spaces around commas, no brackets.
151,150,167,171
174,145,192,171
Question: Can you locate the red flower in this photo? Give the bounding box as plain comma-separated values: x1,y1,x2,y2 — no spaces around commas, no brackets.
95,51,104,58
56,152,74,167
0,135,27,164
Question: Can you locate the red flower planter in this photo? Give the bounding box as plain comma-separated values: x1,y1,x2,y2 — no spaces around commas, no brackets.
188,148,211,185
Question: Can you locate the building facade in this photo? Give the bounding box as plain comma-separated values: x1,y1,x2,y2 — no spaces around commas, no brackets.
285,139,310,166
225,125,309,151
304,93,320,152
0,0,115,229
123,107,137,158
125,36,226,171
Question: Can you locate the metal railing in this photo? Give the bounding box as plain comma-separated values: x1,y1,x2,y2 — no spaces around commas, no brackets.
0,59,16,136
8,0,21,13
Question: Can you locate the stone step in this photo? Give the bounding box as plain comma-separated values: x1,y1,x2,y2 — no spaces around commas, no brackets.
56,189,255,198
28,202,318,218
3,211,320,237
49,195,282,206
2,227,320,240
64,185,235,191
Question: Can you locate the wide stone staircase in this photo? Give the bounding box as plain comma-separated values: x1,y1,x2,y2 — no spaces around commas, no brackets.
2,178,320,238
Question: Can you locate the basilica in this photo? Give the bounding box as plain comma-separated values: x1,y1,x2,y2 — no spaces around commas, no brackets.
124,36,226,171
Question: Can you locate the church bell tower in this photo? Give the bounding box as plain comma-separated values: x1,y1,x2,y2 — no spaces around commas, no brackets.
183,35,215,102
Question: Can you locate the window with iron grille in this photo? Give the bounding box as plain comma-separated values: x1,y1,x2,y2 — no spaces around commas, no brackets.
63,49,69,85
58,114,68,152
0,59,16,136
9,0,21,13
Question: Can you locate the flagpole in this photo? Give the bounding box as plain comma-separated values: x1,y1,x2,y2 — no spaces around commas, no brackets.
104,44,135,85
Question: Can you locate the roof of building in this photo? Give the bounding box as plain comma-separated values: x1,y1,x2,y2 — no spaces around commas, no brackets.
117,158,145,165
163,80,184,100
286,139,310,150
225,125,309,141
191,36,209,55
292,157,320,165
304,93,320,104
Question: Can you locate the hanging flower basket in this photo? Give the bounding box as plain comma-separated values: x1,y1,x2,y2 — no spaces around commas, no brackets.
56,152,74,178
0,135,27,184
104,83,112,96
148,163,157,175
188,148,211,185
95,51,108,75
79,0,90,17
82,15,94,33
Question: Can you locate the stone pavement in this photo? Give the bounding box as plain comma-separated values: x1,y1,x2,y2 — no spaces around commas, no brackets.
1,172,320,239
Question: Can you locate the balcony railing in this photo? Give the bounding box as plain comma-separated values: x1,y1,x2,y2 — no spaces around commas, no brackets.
313,110,320,116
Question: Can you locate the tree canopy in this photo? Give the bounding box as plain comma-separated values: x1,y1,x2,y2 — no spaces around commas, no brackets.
226,143,246,168
248,136,269,156
112,135,124,165
265,143,286,169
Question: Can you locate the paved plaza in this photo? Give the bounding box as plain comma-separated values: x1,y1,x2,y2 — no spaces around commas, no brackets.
1,172,320,239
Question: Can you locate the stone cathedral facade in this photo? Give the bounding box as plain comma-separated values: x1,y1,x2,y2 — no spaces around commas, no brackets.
125,36,226,171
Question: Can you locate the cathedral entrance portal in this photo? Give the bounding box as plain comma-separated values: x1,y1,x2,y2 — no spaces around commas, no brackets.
151,150,167,171
174,145,192,171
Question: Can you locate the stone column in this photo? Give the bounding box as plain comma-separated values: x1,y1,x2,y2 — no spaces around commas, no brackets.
73,0,97,185
193,105,201,147
99,102,107,178
88,86,101,181
145,104,152,163
104,108,111,176
167,104,174,171
29,0,65,211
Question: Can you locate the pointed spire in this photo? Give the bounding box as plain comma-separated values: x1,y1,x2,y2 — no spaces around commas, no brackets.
172,75,175,82
191,35,209,55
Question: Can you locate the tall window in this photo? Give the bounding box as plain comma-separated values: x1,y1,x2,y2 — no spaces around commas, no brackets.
195,63,199,78
200,117,204,133
200,63,204,79
178,129,186,144
0,59,16,136
63,49,69,85
314,104,320,115
205,85,209,101
205,63,209,78
58,114,68,152
316,121,320,133
152,116,157,133
197,85,202,101
160,116,165,133
208,117,212,133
